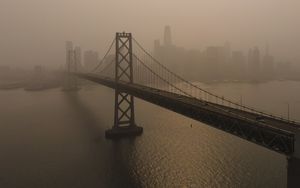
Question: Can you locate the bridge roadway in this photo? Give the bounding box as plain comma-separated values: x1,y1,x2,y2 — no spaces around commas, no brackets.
76,73,300,156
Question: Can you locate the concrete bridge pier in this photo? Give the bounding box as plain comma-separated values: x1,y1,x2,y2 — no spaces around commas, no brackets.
287,130,300,188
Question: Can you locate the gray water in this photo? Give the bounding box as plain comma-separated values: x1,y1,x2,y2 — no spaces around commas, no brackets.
1,81,300,188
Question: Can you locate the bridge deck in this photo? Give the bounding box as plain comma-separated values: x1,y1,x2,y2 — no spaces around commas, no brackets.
134,81,299,133
77,73,300,155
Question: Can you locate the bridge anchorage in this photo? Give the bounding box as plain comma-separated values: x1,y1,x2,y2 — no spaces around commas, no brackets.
105,32,143,139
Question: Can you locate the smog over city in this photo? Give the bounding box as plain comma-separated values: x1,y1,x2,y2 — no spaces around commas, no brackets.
0,1,300,188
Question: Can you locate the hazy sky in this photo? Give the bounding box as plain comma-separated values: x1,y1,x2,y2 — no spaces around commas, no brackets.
1,0,300,68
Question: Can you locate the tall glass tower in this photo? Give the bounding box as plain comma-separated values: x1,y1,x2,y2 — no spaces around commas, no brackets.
164,25,172,46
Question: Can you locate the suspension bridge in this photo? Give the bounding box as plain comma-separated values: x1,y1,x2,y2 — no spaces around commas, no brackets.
64,32,300,188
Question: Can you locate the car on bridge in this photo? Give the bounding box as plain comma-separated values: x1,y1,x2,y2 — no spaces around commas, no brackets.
255,116,266,123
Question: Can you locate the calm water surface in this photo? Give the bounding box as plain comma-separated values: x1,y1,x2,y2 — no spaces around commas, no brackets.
0,81,299,188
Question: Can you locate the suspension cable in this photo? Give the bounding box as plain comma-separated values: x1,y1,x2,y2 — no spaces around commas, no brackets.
91,39,115,73
132,37,299,124
132,53,293,130
133,54,191,97
95,59,115,75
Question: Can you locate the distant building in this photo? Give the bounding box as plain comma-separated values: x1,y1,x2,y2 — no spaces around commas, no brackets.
65,41,73,70
65,41,73,53
164,25,172,47
262,45,274,77
223,42,232,77
153,26,185,76
248,46,260,77
151,26,296,81
84,50,99,71
32,65,44,82
231,51,245,78
205,46,226,78
74,46,82,71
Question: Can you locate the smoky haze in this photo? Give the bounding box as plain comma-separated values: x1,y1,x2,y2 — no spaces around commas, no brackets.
0,0,300,68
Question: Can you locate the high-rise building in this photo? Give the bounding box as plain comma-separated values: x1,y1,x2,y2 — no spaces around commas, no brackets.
74,46,82,71
164,25,172,46
232,51,245,78
262,44,274,77
65,41,73,52
65,41,73,69
205,46,226,78
232,51,245,65
248,46,260,77
253,47,260,69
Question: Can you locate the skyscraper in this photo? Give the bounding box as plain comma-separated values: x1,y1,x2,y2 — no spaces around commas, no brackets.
248,46,260,77
205,46,226,78
65,41,73,52
65,41,73,69
253,46,260,72
262,44,274,76
74,46,82,71
164,25,172,46
232,51,245,78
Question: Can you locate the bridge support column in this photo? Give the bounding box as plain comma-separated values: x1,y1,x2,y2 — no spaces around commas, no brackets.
63,41,79,91
287,130,300,188
105,32,143,139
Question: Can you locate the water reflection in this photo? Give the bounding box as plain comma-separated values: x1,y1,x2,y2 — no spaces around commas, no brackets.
106,138,141,188
63,91,104,139
63,89,141,187
0,81,294,187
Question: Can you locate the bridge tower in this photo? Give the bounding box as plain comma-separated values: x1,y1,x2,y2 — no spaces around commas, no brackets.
63,41,79,91
105,32,143,139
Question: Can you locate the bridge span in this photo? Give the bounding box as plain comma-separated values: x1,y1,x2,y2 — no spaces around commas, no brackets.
64,32,300,188
77,73,298,156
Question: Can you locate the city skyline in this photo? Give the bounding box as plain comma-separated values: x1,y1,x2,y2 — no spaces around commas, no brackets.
1,0,300,68
2,25,296,83
153,26,295,81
